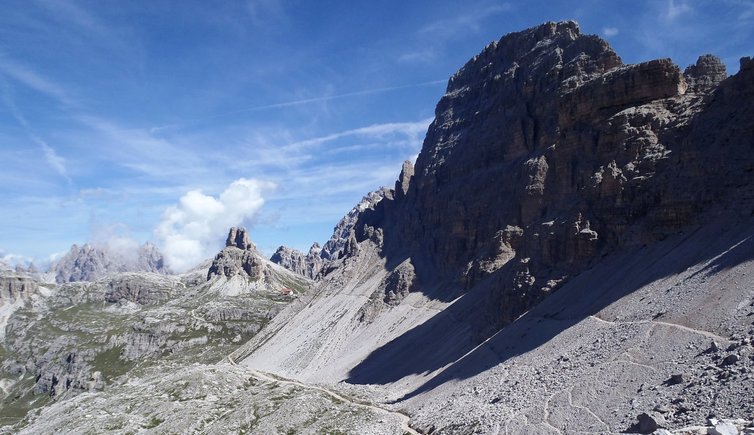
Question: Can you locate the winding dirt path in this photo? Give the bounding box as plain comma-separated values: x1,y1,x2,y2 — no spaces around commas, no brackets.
227,356,421,435
588,315,731,343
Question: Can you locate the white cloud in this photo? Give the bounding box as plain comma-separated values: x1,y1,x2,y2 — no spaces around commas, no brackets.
0,250,31,268
88,222,141,264
602,27,619,37
33,136,72,183
154,178,276,272
664,0,692,21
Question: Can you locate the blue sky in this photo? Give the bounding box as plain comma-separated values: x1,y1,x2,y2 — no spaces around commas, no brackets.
1,0,752,271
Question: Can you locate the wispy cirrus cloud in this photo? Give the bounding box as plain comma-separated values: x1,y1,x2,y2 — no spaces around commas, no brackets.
245,0,288,28
33,136,72,184
150,80,444,133
0,58,75,185
0,55,76,106
738,1,754,20
418,3,512,38
631,0,754,71
74,115,209,180
602,27,619,37
28,0,142,63
281,118,432,152
662,0,693,22
33,0,109,37
0,75,30,128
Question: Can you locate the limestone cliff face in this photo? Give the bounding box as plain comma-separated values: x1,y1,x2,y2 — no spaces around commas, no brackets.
684,54,728,93
270,189,389,279
0,272,38,307
320,189,388,262
355,21,751,331
104,273,178,305
269,244,323,279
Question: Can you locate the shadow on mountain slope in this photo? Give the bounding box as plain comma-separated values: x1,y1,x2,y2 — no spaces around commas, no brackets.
346,217,754,401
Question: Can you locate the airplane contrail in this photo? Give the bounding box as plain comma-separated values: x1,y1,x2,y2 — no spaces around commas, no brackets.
150,79,447,133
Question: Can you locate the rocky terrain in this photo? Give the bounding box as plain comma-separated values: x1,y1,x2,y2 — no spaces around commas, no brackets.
235,21,754,434
51,242,169,283
2,20,753,435
270,244,324,279
0,227,313,431
6,362,409,435
270,189,388,279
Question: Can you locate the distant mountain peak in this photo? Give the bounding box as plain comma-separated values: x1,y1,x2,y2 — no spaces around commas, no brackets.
51,241,170,283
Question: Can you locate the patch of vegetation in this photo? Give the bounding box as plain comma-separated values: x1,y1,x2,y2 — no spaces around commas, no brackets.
143,416,163,428
0,376,51,428
92,346,134,380
169,325,209,341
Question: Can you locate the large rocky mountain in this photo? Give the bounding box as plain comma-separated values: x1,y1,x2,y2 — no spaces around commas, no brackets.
51,241,169,283
234,21,754,433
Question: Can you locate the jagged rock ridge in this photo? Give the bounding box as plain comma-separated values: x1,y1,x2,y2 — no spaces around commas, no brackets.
51,242,169,284
270,189,388,278
269,244,324,279
684,54,728,93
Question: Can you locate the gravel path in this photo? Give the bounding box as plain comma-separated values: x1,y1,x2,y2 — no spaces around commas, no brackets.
588,315,732,343
227,355,422,435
